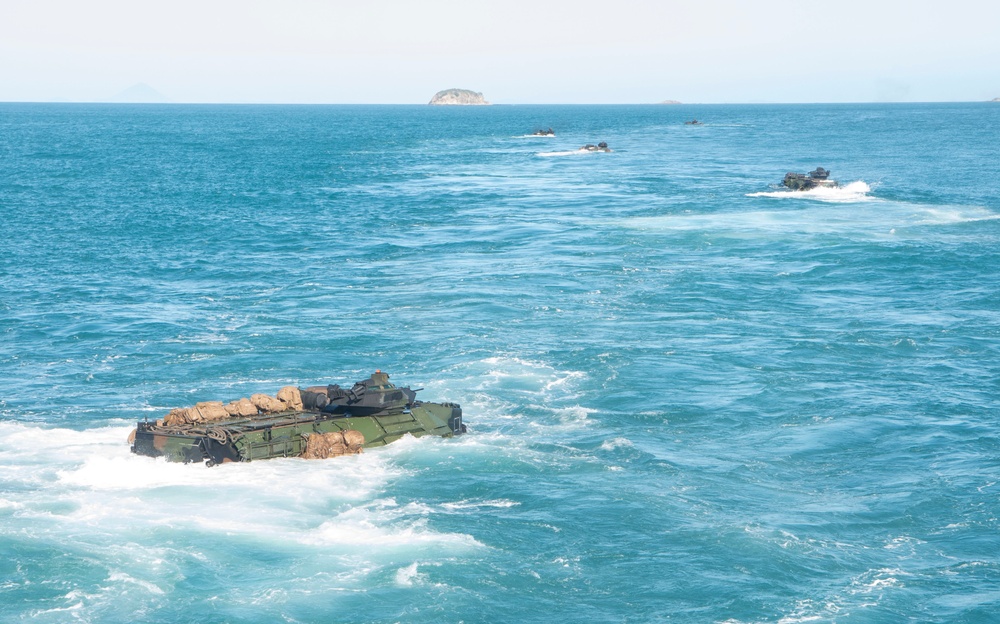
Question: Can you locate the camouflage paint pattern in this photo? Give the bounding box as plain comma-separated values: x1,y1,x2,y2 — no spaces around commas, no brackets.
131,402,463,466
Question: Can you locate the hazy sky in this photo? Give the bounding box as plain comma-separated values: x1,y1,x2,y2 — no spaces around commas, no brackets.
2,0,998,103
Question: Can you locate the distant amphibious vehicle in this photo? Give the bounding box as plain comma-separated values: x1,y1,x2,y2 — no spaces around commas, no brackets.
130,371,465,466
782,167,838,191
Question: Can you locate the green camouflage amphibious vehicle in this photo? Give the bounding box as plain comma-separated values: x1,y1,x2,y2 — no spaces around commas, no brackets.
782,167,838,191
130,371,465,466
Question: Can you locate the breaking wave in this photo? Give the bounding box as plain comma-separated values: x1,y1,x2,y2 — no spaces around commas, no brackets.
747,181,873,202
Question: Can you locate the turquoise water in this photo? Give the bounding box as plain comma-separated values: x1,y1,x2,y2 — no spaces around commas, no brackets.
1,102,999,623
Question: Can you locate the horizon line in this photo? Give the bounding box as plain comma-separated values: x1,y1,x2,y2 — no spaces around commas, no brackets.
1,99,997,106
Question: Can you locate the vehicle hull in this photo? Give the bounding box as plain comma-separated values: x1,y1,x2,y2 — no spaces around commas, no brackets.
131,402,464,465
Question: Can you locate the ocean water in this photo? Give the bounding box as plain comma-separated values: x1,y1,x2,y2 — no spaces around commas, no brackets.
1,102,999,623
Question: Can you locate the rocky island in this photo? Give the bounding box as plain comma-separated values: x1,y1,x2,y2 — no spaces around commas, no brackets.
429,89,490,105
659,100,682,104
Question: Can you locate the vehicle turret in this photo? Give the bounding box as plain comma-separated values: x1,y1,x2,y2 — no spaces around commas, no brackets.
301,370,418,416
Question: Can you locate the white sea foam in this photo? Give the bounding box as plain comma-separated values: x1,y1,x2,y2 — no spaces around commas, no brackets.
440,498,520,511
536,149,598,157
248,588,290,605
0,421,127,456
107,571,165,595
915,206,1000,225
776,613,825,623
743,567,907,623
468,356,587,396
311,499,483,550
28,602,85,617
56,441,401,501
554,405,593,426
625,194,999,240
394,562,426,586
0,498,24,510
0,420,483,567
747,181,873,202
848,568,906,595
600,437,634,451
771,597,849,624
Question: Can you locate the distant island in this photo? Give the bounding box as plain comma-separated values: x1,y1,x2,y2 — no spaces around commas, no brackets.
992,97,1000,102
429,89,489,105
108,83,171,103
659,100,682,105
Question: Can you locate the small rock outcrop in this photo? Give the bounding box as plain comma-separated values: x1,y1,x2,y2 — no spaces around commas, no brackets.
429,89,489,105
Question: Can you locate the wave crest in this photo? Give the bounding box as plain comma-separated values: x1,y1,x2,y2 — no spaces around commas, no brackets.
747,181,872,202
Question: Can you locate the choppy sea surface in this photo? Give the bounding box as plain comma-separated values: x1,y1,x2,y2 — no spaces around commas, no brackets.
1,102,999,623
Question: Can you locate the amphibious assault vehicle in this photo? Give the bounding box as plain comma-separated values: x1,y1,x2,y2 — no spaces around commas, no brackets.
130,371,465,466
782,167,838,191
